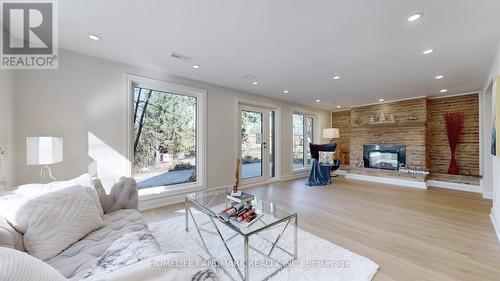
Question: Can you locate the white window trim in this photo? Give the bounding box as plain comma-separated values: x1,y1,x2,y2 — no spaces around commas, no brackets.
291,109,320,173
126,74,206,199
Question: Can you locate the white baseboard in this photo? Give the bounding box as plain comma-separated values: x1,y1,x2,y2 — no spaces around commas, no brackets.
345,173,427,189
139,193,186,211
426,180,482,194
280,172,309,182
491,212,500,244
483,191,494,199
333,169,348,176
138,175,308,211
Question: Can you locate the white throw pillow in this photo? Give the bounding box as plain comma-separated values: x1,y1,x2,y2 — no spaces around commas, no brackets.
2,185,103,260
0,247,66,281
16,174,104,216
319,151,334,165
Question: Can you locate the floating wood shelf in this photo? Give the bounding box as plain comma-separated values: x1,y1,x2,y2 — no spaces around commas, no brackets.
367,120,396,125
353,120,396,127
352,120,427,127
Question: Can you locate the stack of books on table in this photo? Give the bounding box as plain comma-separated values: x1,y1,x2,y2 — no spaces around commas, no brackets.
226,192,254,203
219,192,261,227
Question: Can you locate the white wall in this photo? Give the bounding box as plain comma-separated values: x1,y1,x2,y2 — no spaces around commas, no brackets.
0,70,16,190
482,40,500,242
482,88,493,197
13,50,330,188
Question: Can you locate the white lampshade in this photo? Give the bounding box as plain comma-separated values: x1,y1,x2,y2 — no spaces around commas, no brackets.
26,137,63,165
322,128,340,139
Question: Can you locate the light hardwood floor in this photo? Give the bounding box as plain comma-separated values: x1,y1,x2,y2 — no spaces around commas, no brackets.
142,177,500,281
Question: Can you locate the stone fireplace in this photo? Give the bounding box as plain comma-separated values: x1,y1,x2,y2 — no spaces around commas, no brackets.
332,94,480,185
363,144,406,171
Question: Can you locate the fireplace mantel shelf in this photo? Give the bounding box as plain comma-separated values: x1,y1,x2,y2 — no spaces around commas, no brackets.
351,120,427,127
353,120,396,127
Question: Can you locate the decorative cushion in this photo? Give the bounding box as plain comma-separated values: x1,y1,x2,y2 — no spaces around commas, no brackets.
93,177,139,213
0,247,66,281
1,185,103,261
16,174,104,216
319,151,335,165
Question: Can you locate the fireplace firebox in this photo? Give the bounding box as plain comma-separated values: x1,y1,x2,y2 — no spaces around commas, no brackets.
363,144,406,171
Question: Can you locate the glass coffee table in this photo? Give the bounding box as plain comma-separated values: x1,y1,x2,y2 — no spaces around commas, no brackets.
185,188,298,281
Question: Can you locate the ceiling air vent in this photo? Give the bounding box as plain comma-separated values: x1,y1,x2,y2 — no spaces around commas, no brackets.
242,74,256,80
170,52,192,62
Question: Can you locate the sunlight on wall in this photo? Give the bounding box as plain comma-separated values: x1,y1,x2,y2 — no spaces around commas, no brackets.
88,132,131,180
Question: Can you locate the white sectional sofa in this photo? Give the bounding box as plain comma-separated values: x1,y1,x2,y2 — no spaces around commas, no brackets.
0,175,218,281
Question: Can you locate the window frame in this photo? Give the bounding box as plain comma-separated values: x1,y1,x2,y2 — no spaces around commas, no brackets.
126,75,206,199
292,110,318,172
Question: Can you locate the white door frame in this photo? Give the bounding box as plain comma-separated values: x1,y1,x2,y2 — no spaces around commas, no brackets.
235,98,281,184
239,104,269,182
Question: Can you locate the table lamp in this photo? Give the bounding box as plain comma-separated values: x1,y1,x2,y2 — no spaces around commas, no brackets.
26,137,63,183
322,128,340,143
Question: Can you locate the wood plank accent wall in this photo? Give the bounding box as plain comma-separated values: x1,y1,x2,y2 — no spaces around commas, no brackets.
428,94,479,176
331,111,351,165
331,95,479,177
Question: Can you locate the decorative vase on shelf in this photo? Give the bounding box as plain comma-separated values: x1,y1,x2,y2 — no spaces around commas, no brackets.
379,112,385,122
389,114,395,122
369,116,375,123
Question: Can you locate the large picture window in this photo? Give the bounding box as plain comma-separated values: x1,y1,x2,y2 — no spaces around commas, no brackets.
293,112,315,171
129,77,205,193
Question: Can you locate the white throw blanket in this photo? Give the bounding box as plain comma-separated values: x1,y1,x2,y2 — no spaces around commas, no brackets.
0,247,219,281
82,230,219,281
86,252,219,281
83,231,162,278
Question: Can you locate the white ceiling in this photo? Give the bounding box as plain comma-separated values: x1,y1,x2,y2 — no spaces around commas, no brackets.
59,0,500,110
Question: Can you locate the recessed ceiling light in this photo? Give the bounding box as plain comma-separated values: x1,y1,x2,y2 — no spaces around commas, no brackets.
315,99,321,103
435,75,444,79
337,105,341,108
408,13,422,22
283,90,289,94
440,89,448,93
87,34,100,41
252,81,259,85
333,75,341,80
422,49,434,55
192,65,200,69
379,98,385,102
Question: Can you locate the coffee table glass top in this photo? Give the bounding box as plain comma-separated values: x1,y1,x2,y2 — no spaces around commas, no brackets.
186,188,296,236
